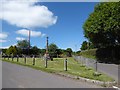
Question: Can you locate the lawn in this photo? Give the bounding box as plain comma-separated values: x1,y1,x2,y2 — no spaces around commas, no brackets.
2,57,114,82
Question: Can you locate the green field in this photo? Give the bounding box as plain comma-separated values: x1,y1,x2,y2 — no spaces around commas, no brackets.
2,57,114,82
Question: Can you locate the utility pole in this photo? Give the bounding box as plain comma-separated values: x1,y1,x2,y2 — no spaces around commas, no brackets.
46,36,49,55
28,30,31,56
45,36,49,68
75,44,77,56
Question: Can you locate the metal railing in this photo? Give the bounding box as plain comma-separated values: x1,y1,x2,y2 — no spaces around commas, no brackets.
73,55,97,70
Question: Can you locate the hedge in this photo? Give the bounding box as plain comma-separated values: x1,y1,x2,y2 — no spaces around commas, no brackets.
80,46,120,64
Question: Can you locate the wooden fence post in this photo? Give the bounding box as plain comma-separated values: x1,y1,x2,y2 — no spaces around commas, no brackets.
17,55,19,62
24,55,26,64
64,58,68,71
12,56,14,61
33,55,35,65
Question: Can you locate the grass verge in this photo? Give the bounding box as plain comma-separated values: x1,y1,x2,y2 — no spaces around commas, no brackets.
1,57,114,82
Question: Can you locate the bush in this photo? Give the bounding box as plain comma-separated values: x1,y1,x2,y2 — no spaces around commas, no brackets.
80,46,120,64
96,46,120,64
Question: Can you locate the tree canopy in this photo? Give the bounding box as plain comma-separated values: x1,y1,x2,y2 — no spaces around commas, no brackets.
83,2,120,48
6,46,18,55
81,41,95,50
66,48,73,57
31,46,40,55
48,43,58,57
81,41,88,50
17,40,30,49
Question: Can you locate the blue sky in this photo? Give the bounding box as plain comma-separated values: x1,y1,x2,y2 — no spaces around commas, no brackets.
1,2,98,51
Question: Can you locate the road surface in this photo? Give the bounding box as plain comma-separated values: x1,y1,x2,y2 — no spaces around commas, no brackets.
74,56,119,82
97,63,118,82
2,61,101,88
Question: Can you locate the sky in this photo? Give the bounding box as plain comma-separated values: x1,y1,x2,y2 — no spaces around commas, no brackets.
0,1,98,51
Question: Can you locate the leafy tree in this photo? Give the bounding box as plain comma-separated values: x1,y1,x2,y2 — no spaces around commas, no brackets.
89,42,95,49
48,43,58,58
76,51,81,55
17,40,31,55
6,46,18,56
66,48,73,57
81,41,95,51
2,49,7,55
6,46,13,55
13,46,18,55
81,41,88,50
83,2,120,48
17,40,30,49
56,49,63,57
31,46,40,55
40,49,46,56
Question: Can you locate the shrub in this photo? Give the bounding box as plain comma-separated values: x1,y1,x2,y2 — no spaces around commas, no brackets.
80,46,120,64
96,46,120,64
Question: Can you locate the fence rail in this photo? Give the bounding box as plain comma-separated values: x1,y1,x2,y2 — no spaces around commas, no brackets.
73,55,97,71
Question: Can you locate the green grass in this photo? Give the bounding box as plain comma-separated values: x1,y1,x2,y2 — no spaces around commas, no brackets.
2,57,114,82
80,54,96,59
80,49,97,59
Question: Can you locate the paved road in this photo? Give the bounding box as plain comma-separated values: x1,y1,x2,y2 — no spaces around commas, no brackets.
97,63,118,82
74,56,119,82
2,61,101,88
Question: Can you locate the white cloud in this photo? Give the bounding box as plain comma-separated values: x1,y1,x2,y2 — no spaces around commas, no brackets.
16,29,45,37
0,46,9,49
0,33,8,39
0,39,7,43
0,33,8,43
41,33,47,37
0,42,17,49
16,37,26,41
0,0,57,29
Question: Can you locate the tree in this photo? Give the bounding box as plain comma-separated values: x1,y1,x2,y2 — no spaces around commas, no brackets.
6,46,13,55
48,43,58,58
31,46,40,55
17,40,30,49
13,46,18,55
89,42,95,49
81,41,95,50
83,2,120,64
81,41,88,50
6,46,18,56
66,48,73,57
2,49,7,55
56,49,63,57
40,49,46,56
83,2,120,48
17,40,30,55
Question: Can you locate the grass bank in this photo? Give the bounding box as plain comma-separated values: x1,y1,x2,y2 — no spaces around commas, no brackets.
80,49,97,59
2,57,114,82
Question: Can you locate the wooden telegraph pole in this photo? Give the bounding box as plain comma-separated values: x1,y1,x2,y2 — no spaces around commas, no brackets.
45,36,49,68
46,36,49,55
28,30,31,56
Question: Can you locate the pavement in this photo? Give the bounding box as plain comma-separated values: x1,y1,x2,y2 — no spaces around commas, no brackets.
97,63,119,82
2,61,102,88
74,56,119,82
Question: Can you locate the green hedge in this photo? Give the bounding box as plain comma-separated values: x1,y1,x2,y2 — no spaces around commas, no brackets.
80,46,120,64
96,46,120,64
